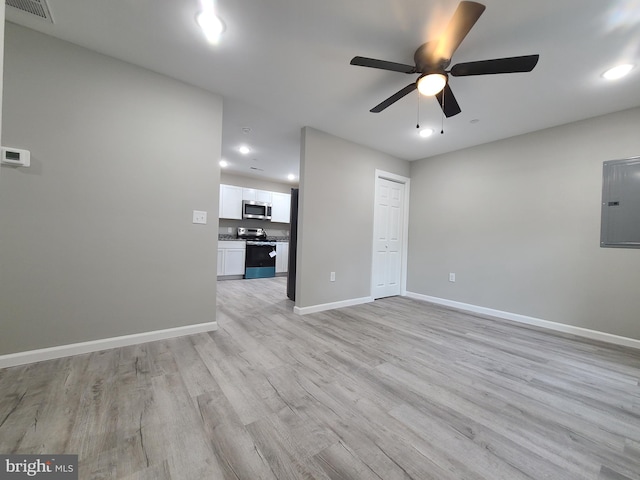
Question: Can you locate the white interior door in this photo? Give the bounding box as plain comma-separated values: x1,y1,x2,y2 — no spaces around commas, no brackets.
372,176,406,299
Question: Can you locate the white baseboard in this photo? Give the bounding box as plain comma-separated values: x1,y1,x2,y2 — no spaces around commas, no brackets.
294,296,374,315
0,321,218,369
405,292,640,350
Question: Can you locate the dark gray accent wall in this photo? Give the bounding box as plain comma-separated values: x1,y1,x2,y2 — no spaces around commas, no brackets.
0,24,223,355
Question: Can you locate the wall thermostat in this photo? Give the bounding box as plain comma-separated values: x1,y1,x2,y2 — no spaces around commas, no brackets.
1,147,31,167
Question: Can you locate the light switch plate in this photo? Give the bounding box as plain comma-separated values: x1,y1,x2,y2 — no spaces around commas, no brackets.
193,210,207,224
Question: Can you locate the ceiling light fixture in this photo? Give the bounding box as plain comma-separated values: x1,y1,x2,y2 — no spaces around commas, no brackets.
602,64,634,80
287,174,296,181
196,1,225,44
417,74,447,96
419,128,434,138
219,160,228,167
238,145,251,155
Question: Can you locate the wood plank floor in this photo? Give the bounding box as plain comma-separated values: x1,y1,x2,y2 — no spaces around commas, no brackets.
1,277,640,479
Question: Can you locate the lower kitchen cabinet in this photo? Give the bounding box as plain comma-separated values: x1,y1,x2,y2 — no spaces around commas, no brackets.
224,249,245,275
217,249,224,276
218,241,246,276
276,242,289,274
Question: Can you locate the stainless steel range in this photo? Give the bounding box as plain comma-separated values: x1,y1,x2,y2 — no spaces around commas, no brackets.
237,227,276,279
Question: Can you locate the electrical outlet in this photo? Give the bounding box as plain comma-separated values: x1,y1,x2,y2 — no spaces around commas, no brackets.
193,210,207,224
449,273,456,282
330,272,336,282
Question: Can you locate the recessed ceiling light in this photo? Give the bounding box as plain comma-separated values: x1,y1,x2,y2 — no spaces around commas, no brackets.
287,174,296,181
196,1,225,44
419,128,434,138
238,145,251,155
241,127,252,134
219,160,228,167
602,64,634,80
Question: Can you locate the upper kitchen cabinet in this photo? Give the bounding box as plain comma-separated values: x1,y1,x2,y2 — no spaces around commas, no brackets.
271,192,291,223
242,188,272,204
220,184,290,223
219,184,243,219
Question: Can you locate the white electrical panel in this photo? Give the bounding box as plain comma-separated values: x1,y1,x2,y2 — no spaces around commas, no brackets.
1,147,31,167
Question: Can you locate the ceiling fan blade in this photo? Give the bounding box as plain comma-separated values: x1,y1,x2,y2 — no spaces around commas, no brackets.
450,54,539,76
435,84,462,117
351,56,416,74
437,1,486,61
370,83,417,113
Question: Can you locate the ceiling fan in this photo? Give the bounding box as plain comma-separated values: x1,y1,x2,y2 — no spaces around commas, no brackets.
350,1,539,117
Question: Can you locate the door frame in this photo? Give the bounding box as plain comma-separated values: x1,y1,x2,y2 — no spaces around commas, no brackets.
371,169,410,298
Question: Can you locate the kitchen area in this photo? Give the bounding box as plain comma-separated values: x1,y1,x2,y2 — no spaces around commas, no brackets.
217,174,298,299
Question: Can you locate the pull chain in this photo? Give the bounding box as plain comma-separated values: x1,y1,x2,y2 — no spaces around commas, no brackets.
441,87,445,135
416,90,420,129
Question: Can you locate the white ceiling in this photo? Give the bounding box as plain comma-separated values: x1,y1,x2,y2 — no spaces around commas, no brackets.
6,0,640,183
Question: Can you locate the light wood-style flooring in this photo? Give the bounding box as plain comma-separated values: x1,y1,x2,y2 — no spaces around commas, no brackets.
1,277,640,479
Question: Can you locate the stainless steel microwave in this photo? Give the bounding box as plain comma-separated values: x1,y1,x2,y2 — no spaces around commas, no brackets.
242,200,272,220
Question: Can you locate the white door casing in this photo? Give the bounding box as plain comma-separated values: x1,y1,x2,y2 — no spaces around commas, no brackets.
372,171,409,299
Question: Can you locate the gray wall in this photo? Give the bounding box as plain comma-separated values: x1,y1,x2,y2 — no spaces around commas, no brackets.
297,127,410,308
0,24,223,355
0,4,4,147
220,172,296,194
408,107,640,340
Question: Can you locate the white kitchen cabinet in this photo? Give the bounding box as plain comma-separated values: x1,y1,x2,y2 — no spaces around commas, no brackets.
242,188,257,201
220,184,287,221
276,242,289,273
257,190,272,203
224,249,246,275
218,241,246,276
271,192,291,223
242,188,272,204
217,249,224,276
219,185,243,219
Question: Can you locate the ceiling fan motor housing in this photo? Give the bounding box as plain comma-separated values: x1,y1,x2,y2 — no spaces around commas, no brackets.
414,42,451,74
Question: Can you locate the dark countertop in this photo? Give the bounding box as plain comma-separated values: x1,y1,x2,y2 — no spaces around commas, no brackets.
218,235,289,242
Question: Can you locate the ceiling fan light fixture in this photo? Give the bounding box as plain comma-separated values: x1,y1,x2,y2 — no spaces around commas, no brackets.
417,74,447,96
602,64,634,80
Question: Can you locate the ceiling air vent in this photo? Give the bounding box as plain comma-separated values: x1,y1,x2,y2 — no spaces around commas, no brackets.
7,0,54,23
